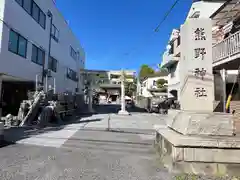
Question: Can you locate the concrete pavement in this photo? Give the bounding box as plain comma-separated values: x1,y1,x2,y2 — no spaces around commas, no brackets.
4,106,166,148
0,111,172,180
0,105,229,179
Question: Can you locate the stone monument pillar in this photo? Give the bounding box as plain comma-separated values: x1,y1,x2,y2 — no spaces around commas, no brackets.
167,18,234,136
179,18,214,112
118,70,130,115
154,19,239,176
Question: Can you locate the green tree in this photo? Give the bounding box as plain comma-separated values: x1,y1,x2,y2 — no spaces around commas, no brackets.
139,64,155,79
125,80,137,97
156,79,168,89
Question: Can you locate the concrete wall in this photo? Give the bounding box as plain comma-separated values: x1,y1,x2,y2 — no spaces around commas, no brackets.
0,0,85,93
186,1,224,20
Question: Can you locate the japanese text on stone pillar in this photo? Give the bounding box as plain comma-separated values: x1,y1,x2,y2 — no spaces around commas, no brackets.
193,28,207,97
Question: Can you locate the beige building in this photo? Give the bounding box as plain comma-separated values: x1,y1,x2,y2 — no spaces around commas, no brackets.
108,70,136,84
139,73,168,98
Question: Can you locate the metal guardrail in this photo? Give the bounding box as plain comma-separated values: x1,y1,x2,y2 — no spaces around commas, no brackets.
213,30,240,64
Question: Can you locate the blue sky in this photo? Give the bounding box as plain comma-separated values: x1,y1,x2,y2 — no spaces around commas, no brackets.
56,0,192,71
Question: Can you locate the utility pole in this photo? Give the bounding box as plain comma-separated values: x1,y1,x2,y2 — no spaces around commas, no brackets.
118,69,130,115
42,11,53,91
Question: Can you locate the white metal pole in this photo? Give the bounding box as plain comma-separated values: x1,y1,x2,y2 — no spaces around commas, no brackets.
45,77,48,92
35,74,38,92
53,77,56,94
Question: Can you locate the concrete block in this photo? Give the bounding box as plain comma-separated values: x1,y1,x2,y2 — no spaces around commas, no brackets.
166,110,234,136
155,126,240,176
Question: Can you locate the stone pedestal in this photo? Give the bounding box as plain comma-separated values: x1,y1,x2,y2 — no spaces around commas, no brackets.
166,109,234,136
118,110,130,116
0,122,4,143
155,125,240,176
155,18,238,176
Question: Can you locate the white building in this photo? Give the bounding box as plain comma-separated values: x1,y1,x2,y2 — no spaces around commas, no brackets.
161,0,226,100
0,0,85,92
140,75,168,98
0,0,85,116
108,70,136,84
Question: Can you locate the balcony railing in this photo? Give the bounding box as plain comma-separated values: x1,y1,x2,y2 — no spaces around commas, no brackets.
213,30,240,64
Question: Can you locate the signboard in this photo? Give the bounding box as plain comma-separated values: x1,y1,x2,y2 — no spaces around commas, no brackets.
180,18,214,111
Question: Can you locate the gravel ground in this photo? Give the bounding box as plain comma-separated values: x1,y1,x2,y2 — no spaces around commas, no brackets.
0,142,172,180
0,103,237,180
0,131,237,180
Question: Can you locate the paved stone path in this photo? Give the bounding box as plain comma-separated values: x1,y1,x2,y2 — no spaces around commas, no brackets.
1,111,232,179
0,113,172,180
4,112,165,148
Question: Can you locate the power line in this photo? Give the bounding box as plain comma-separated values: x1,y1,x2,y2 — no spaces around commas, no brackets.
121,0,182,65
154,0,181,32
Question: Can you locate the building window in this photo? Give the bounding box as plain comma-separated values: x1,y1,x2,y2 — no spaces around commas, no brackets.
8,30,27,58
51,25,59,42
70,46,77,60
67,68,78,82
39,10,46,29
177,36,180,46
23,0,32,15
15,0,46,29
32,2,39,22
169,42,174,54
110,74,120,79
190,11,200,19
16,0,23,6
31,44,45,65
169,65,176,78
153,80,157,86
48,56,57,72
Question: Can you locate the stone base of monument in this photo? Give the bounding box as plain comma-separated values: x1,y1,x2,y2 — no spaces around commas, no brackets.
118,110,130,116
0,122,4,144
154,110,240,176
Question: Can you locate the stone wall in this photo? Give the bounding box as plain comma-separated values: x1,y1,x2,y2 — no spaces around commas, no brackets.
230,101,240,134
155,126,240,176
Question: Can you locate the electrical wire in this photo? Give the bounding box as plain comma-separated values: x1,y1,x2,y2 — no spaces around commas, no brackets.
154,0,181,32
121,0,182,62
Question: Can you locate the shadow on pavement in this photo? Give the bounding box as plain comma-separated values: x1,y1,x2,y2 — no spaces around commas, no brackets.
1,103,148,148
0,140,15,148
92,103,147,115
3,117,103,146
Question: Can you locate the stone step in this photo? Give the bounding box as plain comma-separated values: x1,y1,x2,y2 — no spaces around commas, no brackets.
62,138,154,155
